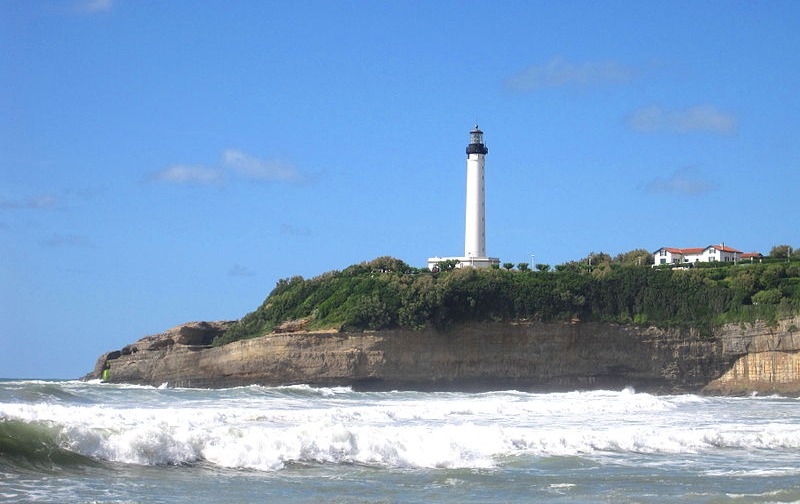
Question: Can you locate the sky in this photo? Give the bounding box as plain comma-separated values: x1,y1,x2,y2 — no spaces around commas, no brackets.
2,1,799,379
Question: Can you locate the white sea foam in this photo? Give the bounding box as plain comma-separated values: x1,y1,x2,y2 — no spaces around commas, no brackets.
4,381,800,504
2,387,799,472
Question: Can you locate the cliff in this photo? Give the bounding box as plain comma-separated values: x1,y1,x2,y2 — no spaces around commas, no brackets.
88,317,800,395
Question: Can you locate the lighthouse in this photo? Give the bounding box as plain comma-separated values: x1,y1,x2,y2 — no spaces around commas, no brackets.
464,125,488,260
427,125,500,270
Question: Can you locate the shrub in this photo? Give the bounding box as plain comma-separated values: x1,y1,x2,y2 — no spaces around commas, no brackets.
752,288,783,305
214,255,800,346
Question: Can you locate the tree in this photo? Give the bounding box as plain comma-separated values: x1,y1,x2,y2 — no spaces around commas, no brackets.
555,262,582,274
587,252,612,265
752,288,783,305
365,256,413,274
215,254,800,348
503,262,515,271
436,259,460,272
770,245,792,259
615,249,654,267
517,262,530,271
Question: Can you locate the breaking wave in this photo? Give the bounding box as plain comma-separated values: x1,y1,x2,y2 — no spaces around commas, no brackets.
0,418,99,472
2,382,799,472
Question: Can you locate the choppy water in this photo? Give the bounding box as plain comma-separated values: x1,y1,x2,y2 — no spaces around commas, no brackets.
1,379,799,503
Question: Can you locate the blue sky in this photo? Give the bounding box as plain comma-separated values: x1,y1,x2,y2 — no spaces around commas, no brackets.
2,1,799,379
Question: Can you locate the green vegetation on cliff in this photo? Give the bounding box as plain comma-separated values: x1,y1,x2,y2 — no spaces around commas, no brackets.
213,254,800,346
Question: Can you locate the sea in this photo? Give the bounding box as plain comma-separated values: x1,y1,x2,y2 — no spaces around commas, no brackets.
1,379,799,504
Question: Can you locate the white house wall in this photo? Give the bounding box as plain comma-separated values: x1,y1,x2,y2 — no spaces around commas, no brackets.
653,246,742,265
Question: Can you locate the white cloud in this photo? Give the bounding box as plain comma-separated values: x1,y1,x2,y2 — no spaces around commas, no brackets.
76,0,113,13
280,223,312,237
151,165,225,186
223,149,306,183
506,57,635,92
228,264,255,277
40,233,94,248
152,150,307,187
0,194,59,210
628,105,738,134
643,168,717,196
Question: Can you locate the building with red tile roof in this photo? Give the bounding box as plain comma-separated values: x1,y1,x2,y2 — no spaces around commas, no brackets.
653,244,743,265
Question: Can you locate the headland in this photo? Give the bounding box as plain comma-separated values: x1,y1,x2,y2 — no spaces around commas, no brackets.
87,317,800,395
85,256,800,394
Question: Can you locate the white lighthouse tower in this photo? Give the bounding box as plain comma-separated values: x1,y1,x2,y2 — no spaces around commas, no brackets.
464,125,488,260
427,125,500,270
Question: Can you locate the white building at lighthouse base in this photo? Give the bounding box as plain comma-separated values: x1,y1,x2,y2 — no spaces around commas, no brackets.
426,255,500,271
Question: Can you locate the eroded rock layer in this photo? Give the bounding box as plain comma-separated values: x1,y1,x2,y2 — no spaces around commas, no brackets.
88,317,800,395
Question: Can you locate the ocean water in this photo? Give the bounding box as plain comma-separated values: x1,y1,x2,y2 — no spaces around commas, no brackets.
1,380,799,503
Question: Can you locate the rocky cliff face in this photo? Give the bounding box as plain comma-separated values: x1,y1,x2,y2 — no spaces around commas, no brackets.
704,317,800,395
88,317,800,395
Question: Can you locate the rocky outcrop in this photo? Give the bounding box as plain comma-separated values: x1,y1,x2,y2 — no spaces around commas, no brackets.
89,321,234,380
705,317,800,394
87,317,800,395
